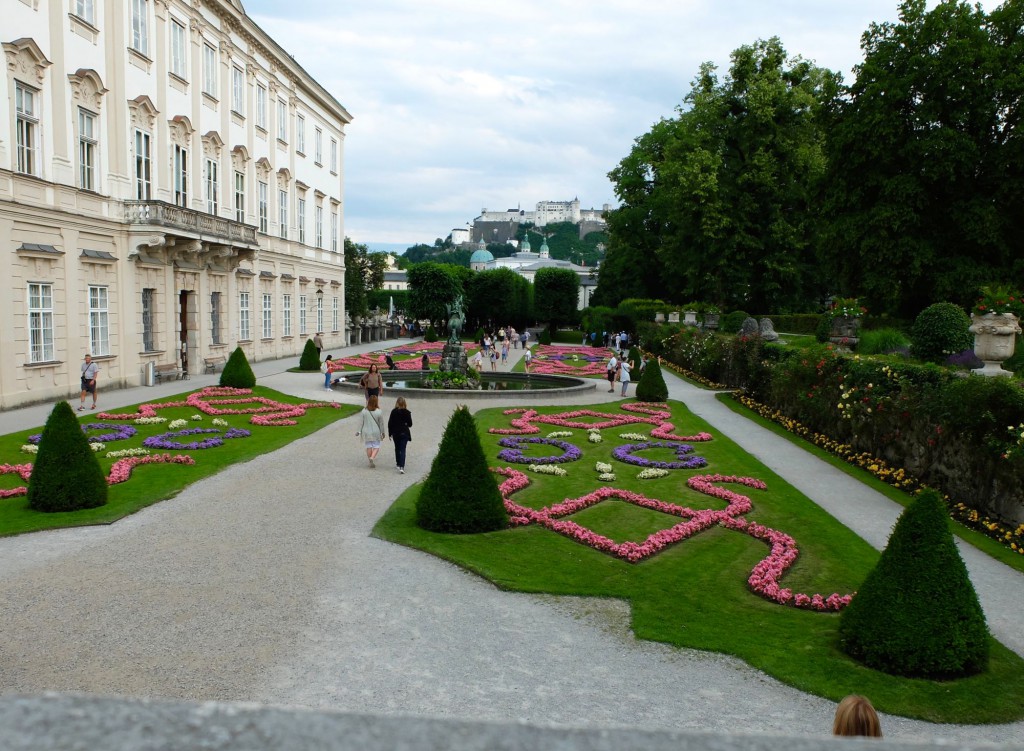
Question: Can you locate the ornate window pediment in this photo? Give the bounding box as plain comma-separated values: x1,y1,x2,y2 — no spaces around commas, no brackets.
255,156,272,180
276,167,291,188
168,114,195,147
67,68,108,111
128,94,159,131
231,144,249,171
4,38,51,85
202,130,224,158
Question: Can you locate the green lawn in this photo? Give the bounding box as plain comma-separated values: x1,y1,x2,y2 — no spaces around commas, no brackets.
373,398,1024,724
0,386,358,537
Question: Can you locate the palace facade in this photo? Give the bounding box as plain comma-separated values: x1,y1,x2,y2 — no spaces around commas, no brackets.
1,0,351,408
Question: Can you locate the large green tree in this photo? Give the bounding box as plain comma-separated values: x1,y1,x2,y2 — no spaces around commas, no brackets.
466,267,531,329
406,262,463,327
344,238,388,319
600,38,837,313
820,0,1024,316
533,267,580,329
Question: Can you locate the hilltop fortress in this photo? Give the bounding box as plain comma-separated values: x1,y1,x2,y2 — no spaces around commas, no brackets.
455,199,611,246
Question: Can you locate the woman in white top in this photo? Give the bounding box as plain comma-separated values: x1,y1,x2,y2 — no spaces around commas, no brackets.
619,359,632,397
356,394,386,468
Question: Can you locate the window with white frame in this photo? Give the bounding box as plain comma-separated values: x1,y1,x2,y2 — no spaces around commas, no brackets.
131,0,149,55
314,127,322,164
203,43,217,96
232,66,244,114
173,144,188,206
170,19,187,77
210,291,222,344
75,0,95,24
134,129,152,199
316,293,324,332
89,285,110,356
256,84,267,128
204,158,219,214
330,138,337,173
297,197,306,244
79,109,98,191
234,171,245,223
239,291,250,340
299,294,307,335
262,293,272,338
278,189,288,239
331,209,338,252
315,205,323,248
28,282,55,363
258,181,268,233
15,83,40,176
283,293,292,336
142,288,155,351
296,114,305,153
332,295,339,331
277,99,287,141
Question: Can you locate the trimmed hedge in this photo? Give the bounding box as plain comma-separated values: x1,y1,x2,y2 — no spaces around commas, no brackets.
636,358,668,402
910,303,973,363
839,489,989,678
424,324,438,343
299,338,321,371
219,347,256,388
27,401,108,512
416,406,508,533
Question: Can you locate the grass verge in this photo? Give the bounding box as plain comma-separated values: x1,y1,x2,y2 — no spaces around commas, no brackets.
0,386,358,537
373,398,1024,724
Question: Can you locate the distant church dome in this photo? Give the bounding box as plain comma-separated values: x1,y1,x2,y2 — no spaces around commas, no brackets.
520,234,531,253
539,237,550,258
470,248,494,270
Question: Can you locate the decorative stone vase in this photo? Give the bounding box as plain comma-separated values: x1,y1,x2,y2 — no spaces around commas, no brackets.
829,315,861,350
655,312,666,323
703,313,720,331
970,313,1021,377
683,310,698,326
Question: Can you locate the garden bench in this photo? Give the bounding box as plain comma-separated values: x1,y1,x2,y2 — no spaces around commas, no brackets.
153,363,182,383
204,355,227,374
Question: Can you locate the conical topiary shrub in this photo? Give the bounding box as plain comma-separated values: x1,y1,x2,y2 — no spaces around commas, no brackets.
27,401,108,512
416,405,508,533
839,489,989,678
219,346,256,388
636,357,669,402
299,338,321,371
424,324,438,343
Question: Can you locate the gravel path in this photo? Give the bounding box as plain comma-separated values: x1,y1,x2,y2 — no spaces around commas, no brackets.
1,341,1022,742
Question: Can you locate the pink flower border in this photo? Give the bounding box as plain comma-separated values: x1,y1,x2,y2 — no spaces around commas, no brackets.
488,402,713,443
492,468,853,612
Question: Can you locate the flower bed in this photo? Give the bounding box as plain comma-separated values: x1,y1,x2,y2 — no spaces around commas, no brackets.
612,441,708,470
329,341,477,371
497,437,582,465
529,345,611,376
142,427,251,451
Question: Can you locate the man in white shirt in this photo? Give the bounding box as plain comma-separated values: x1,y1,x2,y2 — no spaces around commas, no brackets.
79,354,100,411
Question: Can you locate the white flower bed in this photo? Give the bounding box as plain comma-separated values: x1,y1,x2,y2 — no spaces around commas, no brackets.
105,448,152,459
637,468,670,480
545,430,573,439
190,414,203,421
594,461,613,473
89,442,106,452
528,464,568,476
598,472,617,482
20,444,38,454
587,430,603,444
618,432,648,441
134,416,167,425
212,418,229,427
168,419,188,430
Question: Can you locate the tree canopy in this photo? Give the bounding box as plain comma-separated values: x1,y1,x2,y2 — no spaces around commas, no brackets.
344,238,387,319
533,267,580,328
406,262,464,325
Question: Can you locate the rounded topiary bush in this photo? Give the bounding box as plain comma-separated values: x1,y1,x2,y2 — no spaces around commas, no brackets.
721,310,749,334
538,327,552,345
839,489,989,679
474,327,486,343
635,357,668,402
910,303,973,363
299,338,321,371
219,346,256,388
424,324,438,343
27,401,108,512
416,405,508,533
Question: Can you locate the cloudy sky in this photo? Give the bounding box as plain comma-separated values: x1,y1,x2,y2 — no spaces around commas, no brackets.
244,0,997,252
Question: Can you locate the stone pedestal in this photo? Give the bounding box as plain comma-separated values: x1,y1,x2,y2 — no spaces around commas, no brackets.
970,313,1021,377
439,341,469,373
829,315,861,350
703,313,720,331
684,310,698,326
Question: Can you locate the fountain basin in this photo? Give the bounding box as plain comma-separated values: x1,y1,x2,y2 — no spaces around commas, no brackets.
331,371,597,400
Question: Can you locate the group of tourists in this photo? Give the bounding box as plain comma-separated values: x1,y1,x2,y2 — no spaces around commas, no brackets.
353,364,413,473
475,326,530,372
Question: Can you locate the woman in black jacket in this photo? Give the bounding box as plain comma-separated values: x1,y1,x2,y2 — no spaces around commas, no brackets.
387,396,413,474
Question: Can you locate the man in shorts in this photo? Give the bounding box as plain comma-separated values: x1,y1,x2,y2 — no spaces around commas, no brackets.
79,353,99,411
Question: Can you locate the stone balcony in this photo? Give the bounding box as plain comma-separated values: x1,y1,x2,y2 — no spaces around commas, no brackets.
124,200,258,248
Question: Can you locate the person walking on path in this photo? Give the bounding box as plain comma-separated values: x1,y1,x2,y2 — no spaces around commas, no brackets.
313,332,324,356
321,355,334,391
360,363,384,402
510,327,518,348
473,349,484,373
79,353,100,411
501,340,509,365
606,353,618,393
387,396,413,474
619,358,631,397
356,394,386,468
523,347,532,373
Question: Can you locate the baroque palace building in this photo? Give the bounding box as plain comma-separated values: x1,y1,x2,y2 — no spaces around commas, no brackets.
1,0,352,408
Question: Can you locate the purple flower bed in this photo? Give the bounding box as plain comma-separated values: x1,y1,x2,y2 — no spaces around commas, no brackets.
28,422,137,444
143,427,251,450
612,441,708,470
497,436,583,465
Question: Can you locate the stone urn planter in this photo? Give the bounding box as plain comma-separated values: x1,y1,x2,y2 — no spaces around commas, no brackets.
970,313,1021,377
829,315,861,350
683,310,698,326
703,313,720,331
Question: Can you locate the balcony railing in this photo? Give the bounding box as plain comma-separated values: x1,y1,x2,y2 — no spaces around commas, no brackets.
124,200,257,245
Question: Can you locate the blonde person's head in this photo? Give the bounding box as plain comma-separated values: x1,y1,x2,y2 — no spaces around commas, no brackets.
395,396,407,409
833,695,882,738
366,395,379,411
